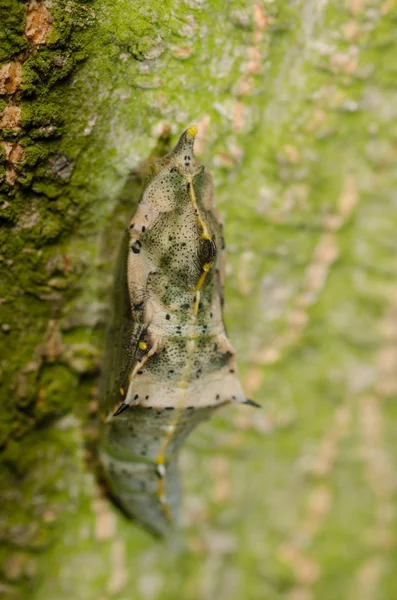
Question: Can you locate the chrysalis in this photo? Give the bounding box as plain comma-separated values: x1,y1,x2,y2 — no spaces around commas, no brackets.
99,126,257,536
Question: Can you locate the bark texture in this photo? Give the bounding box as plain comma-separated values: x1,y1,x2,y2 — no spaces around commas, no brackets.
1,1,396,599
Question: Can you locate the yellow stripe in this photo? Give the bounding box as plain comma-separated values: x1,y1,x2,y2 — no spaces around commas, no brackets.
187,178,211,241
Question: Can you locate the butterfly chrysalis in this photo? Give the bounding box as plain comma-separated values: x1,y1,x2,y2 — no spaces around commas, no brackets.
99,126,257,536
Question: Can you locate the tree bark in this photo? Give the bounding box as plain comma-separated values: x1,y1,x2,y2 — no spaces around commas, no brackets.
1,1,396,599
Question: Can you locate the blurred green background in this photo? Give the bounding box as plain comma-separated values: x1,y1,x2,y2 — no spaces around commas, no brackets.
1,0,396,599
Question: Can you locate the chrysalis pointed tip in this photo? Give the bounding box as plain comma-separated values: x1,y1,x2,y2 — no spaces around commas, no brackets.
186,124,198,138
113,402,129,416
243,398,261,408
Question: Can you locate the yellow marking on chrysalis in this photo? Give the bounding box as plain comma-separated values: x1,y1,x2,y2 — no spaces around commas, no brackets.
138,341,147,351
155,453,173,523
119,387,125,396
128,339,159,382
187,178,211,241
156,483,172,522
192,290,201,318
195,262,212,291
187,124,198,137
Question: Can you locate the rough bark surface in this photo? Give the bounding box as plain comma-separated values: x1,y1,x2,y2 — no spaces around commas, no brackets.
0,1,396,599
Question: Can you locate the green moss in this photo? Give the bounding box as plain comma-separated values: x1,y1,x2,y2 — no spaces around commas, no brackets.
0,0,27,62
22,102,64,129
22,144,49,169
35,365,79,417
22,49,84,96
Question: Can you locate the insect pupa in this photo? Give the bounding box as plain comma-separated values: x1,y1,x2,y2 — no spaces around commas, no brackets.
99,126,256,536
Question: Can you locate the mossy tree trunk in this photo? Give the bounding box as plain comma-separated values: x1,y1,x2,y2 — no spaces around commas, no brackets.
1,1,397,599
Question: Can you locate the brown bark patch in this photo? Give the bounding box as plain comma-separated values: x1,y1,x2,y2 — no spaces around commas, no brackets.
25,1,54,45
0,62,22,95
0,105,22,130
1,142,24,164
1,142,24,186
5,168,17,185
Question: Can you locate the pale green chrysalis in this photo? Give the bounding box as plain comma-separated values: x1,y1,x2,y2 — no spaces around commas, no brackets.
99,126,254,536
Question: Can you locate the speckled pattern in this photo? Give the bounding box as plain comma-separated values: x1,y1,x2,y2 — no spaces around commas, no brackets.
100,128,246,535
